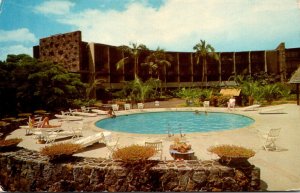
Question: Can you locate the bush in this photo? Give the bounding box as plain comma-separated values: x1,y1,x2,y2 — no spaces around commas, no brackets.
112,144,155,163
208,144,255,159
40,142,82,161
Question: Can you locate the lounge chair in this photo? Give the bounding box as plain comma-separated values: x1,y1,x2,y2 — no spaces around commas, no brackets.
72,111,98,117
137,103,144,109
111,104,119,111
261,128,281,151
92,109,108,115
55,110,83,120
145,140,163,160
34,121,84,143
241,104,261,111
73,131,112,148
124,103,131,110
259,106,285,114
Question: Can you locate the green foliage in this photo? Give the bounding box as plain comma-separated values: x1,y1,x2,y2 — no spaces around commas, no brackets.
0,54,87,115
112,144,156,163
117,75,160,102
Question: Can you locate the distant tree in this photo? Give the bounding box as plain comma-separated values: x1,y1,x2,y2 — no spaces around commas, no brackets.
116,42,149,77
142,47,173,93
193,40,219,87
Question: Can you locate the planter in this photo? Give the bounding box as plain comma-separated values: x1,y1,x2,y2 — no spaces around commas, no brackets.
219,156,251,166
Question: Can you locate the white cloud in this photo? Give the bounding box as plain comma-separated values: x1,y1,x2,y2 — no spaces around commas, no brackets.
34,0,75,15
0,44,33,61
51,0,300,51
0,28,37,43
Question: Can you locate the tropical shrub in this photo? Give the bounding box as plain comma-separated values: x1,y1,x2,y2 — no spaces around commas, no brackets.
112,144,155,163
208,144,255,159
40,142,82,161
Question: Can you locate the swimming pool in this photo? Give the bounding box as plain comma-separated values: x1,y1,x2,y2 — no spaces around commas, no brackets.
95,111,254,134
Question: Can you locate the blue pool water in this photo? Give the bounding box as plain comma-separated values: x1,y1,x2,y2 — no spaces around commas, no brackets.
95,111,254,134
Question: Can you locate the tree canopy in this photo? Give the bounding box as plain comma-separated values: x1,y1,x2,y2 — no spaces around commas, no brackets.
0,54,86,116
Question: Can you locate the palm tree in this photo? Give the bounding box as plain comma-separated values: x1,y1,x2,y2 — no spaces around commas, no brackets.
142,47,173,92
116,42,149,77
193,40,219,87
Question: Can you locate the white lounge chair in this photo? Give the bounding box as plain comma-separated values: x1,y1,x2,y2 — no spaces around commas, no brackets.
241,104,261,111
145,140,163,160
55,111,83,121
124,103,131,110
73,131,112,148
137,103,144,109
91,109,108,115
259,106,285,114
261,128,281,151
72,111,98,117
34,121,84,143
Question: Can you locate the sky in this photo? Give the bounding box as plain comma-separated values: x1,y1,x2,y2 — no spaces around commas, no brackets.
0,0,300,61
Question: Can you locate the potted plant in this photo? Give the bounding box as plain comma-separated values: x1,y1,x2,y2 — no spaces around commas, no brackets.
208,144,255,165
40,142,82,162
0,138,22,151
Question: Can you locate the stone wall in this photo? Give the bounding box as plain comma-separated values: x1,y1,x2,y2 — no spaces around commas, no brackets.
39,31,82,72
0,148,260,192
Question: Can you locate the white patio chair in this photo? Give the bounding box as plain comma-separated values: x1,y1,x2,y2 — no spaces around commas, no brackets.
111,104,119,111
203,101,210,110
227,98,236,110
124,103,131,110
154,101,160,107
102,134,119,159
145,140,163,160
137,103,144,109
261,128,281,151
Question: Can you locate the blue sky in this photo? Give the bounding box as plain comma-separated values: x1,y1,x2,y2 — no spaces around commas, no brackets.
0,0,300,61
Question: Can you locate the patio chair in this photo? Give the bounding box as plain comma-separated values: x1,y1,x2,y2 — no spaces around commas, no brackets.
102,134,119,158
203,101,210,110
154,101,160,107
261,128,281,151
124,103,131,110
145,140,163,160
111,104,119,111
227,98,236,110
137,103,144,109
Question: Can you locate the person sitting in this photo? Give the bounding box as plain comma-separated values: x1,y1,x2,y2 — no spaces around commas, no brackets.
30,115,61,128
107,108,116,118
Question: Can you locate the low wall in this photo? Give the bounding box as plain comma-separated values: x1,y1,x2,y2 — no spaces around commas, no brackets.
0,148,260,192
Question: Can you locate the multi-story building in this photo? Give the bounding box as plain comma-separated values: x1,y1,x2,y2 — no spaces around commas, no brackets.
33,31,300,95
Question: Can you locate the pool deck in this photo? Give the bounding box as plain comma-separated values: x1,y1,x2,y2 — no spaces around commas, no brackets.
7,103,300,191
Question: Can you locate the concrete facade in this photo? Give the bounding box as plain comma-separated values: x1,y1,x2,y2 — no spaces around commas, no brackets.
33,31,300,89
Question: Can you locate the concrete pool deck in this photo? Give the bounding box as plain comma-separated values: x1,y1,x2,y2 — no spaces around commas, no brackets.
7,103,300,191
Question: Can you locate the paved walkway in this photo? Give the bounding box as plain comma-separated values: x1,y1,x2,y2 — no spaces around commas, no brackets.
7,102,300,191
